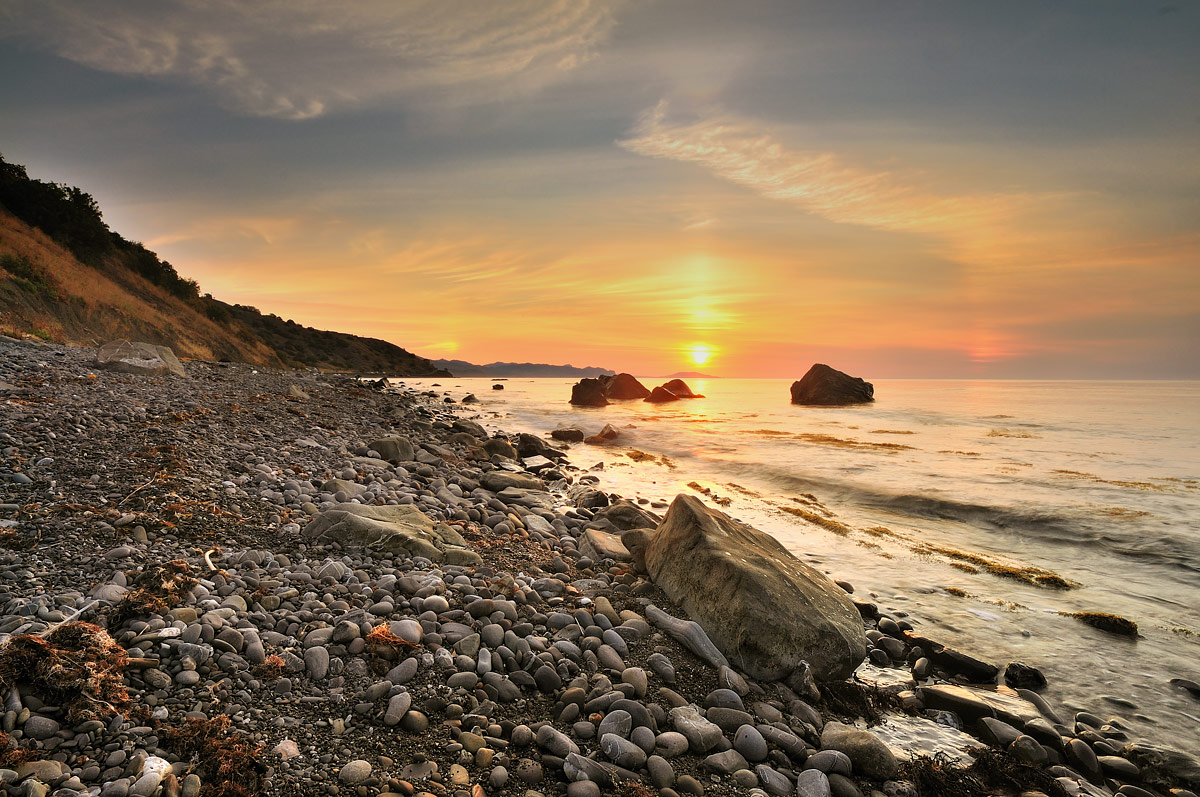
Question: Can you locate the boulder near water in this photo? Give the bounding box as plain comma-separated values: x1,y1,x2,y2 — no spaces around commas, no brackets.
569,377,610,406
644,494,867,682
789,364,873,405
604,373,652,400
95,339,185,377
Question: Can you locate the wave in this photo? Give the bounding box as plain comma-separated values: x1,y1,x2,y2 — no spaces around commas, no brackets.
713,460,1200,575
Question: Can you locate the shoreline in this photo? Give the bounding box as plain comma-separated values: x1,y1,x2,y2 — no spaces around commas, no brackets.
0,337,1197,797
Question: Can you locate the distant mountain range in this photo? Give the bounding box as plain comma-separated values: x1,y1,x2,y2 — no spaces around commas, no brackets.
431,359,615,378
0,153,449,376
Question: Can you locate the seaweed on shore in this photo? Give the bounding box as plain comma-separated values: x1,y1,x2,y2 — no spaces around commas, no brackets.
162,715,263,797
903,747,1065,797
1060,610,1138,637
779,505,852,535
819,679,887,723
0,621,129,723
108,559,197,629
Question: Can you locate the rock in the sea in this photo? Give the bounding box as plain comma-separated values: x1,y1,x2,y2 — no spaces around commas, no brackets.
570,378,610,406
789,364,873,406
644,494,867,682
662,378,702,397
302,503,480,564
551,427,585,443
1004,661,1047,690
605,373,652,400
644,385,682,403
96,340,185,377
584,423,620,445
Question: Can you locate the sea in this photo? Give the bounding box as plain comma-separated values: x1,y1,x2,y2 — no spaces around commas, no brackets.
395,376,1200,752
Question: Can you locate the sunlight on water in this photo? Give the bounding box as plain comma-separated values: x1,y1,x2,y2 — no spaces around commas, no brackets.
400,376,1200,751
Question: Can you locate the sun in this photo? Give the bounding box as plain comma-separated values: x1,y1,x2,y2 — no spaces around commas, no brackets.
686,343,714,366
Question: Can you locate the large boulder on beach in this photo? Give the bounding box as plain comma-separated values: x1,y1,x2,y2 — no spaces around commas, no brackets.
368,436,415,462
570,378,610,406
605,373,651,400
790,364,873,405
302,503,480,565
644,494,867,682
95,340,185,377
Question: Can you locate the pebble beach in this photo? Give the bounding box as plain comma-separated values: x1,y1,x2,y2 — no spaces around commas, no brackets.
1,337,1198,797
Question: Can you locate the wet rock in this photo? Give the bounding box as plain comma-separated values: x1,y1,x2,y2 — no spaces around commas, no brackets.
570,378,610,407
820,721,898,780
789,364,873,405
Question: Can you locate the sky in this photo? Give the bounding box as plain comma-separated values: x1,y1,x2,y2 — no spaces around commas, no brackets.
0,1,1197,378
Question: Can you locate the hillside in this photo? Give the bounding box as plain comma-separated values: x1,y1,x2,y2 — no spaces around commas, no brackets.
0,153,449,376
430,359,614,378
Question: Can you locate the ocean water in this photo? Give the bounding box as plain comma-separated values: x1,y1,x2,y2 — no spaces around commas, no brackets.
399,376,1200,751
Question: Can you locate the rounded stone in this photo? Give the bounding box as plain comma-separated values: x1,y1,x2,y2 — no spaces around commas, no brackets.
339,759,372,785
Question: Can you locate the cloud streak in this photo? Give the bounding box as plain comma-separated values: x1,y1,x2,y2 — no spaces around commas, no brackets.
619,101,1034,245
1,0,620,119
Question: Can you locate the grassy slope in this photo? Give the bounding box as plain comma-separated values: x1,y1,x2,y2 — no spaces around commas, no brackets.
0,209,448,375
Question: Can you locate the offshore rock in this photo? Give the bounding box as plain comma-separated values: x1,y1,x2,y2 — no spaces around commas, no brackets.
644,494,866,682
570,378,610,406
790,363,873,406
604,373,652,399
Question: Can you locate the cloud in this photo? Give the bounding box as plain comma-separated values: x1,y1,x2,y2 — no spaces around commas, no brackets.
0,0,620,119
619,101,1038,249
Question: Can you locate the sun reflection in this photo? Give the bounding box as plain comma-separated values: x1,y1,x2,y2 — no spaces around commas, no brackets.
686,343,715,366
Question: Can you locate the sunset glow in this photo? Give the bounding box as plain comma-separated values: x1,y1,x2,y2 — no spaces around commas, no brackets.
1,2,1195,377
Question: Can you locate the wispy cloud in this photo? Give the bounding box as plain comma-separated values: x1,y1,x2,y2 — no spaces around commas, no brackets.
1,0,621,119
619,101,1037,247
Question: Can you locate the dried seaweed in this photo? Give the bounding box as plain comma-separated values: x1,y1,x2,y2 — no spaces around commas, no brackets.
1060,611,1138,637
0,621,129,723
109,559,197,629
162,715,263,797
903,748,1065,797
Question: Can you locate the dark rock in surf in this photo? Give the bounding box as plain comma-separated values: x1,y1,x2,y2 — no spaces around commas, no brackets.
790,364,873,406
605,373,651,400
1004,661,1047,690
644,386,681,403
584,424,620,445
663,378,702,398
644,494,867,682
492,383,504,390
550,427,585,443
570,378,610,407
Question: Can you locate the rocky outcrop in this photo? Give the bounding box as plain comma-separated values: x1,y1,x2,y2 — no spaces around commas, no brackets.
569,378,610,406
584,424,620,445
550,427,585,443
302,503,480,565
644,386,681,403
790,364,873,405
644,494,867,682
662,378,701,398
604,373,651,400
95,340,185,377
645,378,703,402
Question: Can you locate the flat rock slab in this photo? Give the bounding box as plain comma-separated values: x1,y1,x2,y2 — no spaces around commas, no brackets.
917,683,1042,727
579,529,631,562
96,339,185,377
303,503,479,565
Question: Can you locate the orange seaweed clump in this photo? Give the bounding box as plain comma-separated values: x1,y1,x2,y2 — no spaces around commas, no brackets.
163,715,263,797
365,624,420,654
253,654,286,680
0,622,129,723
